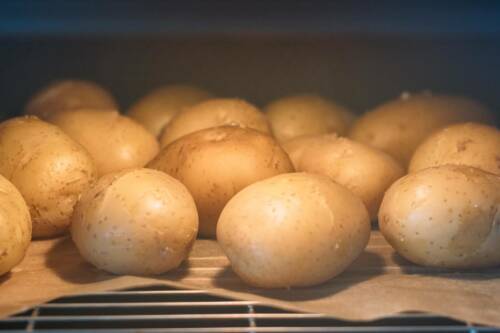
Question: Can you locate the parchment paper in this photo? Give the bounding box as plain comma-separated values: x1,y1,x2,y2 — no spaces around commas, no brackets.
1,231,500,327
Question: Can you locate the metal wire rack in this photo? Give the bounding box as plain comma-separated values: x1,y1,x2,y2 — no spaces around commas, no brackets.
1,284,498,333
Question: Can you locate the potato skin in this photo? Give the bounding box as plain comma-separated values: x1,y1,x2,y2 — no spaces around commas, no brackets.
159,98,271,147
48,109,159,176
349,93,494,167
409,122,500,176
264,94,355,143
127,84,213,137
0,175,31,276
25,80,117,119
283,134,404,220
71,168,198,275
0,116,97,238
379,165,500,269
149,126,293,238
217,172,370,288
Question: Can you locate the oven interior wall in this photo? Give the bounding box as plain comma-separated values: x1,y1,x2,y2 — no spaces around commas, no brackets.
1,35,499,121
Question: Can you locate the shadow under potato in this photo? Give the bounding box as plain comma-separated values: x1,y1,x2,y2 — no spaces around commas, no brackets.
158,259,195,281
45,236,115,284
45,236,194,283
0,272,11,284
391,252,500,280
213,250,385,302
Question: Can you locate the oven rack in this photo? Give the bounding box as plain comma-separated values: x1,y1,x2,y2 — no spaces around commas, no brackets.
0,285,498,333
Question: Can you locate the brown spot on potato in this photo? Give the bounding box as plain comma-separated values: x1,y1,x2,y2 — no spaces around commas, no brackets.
456,139,473,152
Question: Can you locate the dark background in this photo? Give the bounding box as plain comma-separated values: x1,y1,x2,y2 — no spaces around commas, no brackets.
1,1,499,119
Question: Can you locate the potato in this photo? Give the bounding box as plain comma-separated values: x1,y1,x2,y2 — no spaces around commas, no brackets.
0,175,31,276
217,172,370,288
71,168,198,275
0,116,97,238
349,93,495,167
25,79,117,119
127,84,213,137
47,109,159,176
159,98,270,147
284,134,404,220
148,126,293,237
379,165,500,269
264,94,355,143
409,122,500,176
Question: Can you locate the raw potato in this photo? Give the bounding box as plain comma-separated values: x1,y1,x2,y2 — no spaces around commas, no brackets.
0,175,31,276
217,172,371,288
283,134,404,220
25,79,117,119
264,94,355,143
379,165,500,269
409,122,500,176
127,84,213,137
159,98,271,147
0,116,97,238
48,109,159,176
349,93,495,167
71,168,198,275
149,126,294,237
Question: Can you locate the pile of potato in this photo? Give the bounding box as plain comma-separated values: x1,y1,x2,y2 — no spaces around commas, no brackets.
0,79,499,289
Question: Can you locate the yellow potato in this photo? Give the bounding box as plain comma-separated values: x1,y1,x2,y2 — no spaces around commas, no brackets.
48,109,159,176
409,122,500,176
0,116,96,238
127,84,213,137
148,126,293,237
0,174,31,276
265,94,355,142
217,172,370,288
25,79,117,119
71,168,198,275
159,98,270,147
284,134,404,220
379,165,500,268
349,93,495,166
